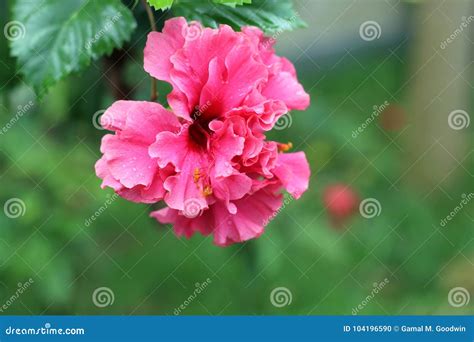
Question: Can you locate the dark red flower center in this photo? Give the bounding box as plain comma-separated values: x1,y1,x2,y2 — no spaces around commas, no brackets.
188,106,215,149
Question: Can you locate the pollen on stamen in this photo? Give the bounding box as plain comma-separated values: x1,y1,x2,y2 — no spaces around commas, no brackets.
278,142,293,152
193,168,201,183
202,185,213,197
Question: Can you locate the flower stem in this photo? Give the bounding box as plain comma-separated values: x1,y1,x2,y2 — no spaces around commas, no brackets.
141,0,157,101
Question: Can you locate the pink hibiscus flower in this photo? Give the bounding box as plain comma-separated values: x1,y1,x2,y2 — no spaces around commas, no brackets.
95,18,311,246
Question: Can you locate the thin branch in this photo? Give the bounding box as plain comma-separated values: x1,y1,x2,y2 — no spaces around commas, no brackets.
104,49,132,100
141,0,157,101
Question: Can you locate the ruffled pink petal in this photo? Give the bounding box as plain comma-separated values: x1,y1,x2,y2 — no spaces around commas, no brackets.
212,184,283,246
272,152,310,199
279,57,297,77
96,101,180,203
167,89,193,120
95,154,168,204
209,119,245,177
150,128,190,171
213,116,265,164
163,166,208,213
152,183,282,246
146,20,243,120
101,100,181,139
95,156,123,191
241,26,276,64
227,99,288,131
145,19,270,119
167,23,237,87
151,206,213,238
117,172,167,204
199,44,268,116
170,24,240,112
249,141,278,177
261,71,310,111
241,26,310,111
211,172,252,214
149,126,209,212
100,135,157,189
143,17,187,82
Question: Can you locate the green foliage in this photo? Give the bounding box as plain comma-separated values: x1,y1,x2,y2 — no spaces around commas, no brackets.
10,0,136,97
9,0,304,96
213,0,252,7
3,0,472,316
146,0,174,11
1,45,473,314
171,0,306,33
147,0,252,11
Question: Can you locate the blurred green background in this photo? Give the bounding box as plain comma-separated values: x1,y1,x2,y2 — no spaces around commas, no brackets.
1,0,473,315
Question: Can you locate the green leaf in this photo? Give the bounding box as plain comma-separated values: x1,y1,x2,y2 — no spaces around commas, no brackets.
172,0,306,34
212,0,252,7
10,0,137,97
147,0,249,11
147,0,173,11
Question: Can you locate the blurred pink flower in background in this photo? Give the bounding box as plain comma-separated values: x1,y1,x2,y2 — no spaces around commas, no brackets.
96,18,310,246
323,184,359,228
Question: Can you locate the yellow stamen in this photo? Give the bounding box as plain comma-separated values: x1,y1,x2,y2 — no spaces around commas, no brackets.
193,168,200,183
202,185,213,196
278,142,293,152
